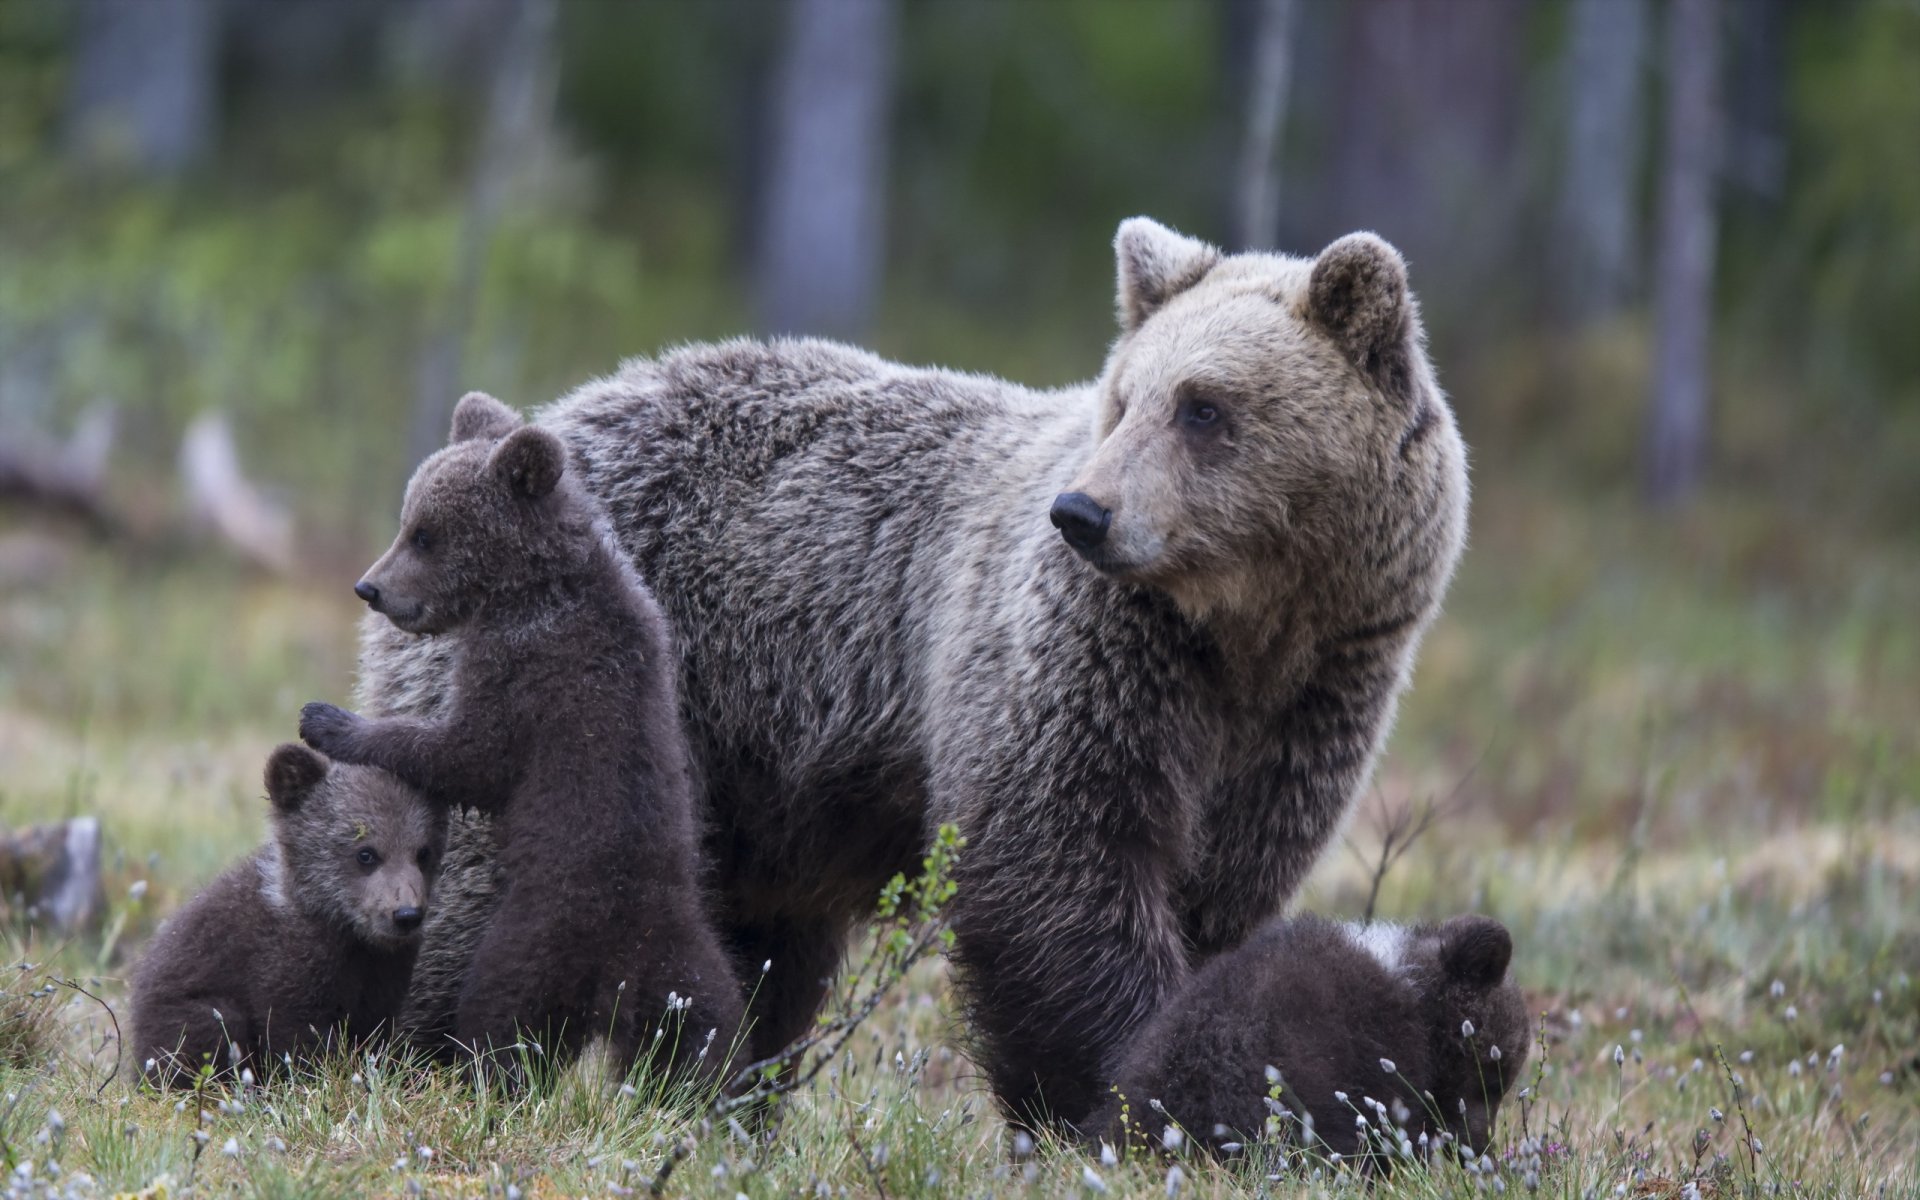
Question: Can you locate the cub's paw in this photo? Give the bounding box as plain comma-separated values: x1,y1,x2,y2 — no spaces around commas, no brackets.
299,701,364,755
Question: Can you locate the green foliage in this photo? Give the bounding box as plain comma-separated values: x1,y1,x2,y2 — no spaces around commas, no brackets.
1781,0,1920,397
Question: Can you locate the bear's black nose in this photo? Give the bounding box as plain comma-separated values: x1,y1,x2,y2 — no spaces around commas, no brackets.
354,580,380,605
1049,492,1111,552
392,906,423,932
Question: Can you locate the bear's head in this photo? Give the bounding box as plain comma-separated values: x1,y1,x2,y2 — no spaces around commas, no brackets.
1405,915,1530,1156
261,743,447,950
355,392,582,635
1055,217,1454,624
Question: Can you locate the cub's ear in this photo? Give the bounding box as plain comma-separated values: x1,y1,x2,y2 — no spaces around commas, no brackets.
1115,216,1220,333
1438,915,1513,988
264,743,328,813
490,425,566,499
449,391,523,444
1306,232,1420,403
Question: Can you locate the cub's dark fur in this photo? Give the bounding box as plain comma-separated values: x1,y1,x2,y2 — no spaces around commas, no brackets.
1089,914,1529,1166
131,744,444,1085
301,392,743,1082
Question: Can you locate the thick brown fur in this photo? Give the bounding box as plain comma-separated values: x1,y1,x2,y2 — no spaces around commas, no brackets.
360,219,1469,1126
301,394,744,1083
130,744,445,1085
1088,914,1529,1167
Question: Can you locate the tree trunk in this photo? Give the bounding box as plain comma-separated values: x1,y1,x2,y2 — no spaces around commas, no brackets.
1231,0,1298,251
755,0,898,338
1645,0,1721,507
408,0,558,469
1556,0,1648,324
1320,0,1530,334
65,0,221,174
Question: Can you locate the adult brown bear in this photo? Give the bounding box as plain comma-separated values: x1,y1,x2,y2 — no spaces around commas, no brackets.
361,218,1468,1127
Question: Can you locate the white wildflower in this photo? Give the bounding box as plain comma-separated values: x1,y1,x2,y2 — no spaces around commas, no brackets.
1081,1164,1108,1193
1461,1019,1476,1038
222,1138,240,1158
1164,1164,1185,1197
1098,1142,1117,1167
1379,1057,1396,1074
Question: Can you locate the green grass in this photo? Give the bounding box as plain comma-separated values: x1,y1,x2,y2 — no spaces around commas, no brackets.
1,464,1916,1197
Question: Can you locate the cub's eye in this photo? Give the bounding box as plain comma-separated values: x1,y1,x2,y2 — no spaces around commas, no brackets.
1180,397,1223,429
356,847,379,867
416,847,433,867
411,528,433,552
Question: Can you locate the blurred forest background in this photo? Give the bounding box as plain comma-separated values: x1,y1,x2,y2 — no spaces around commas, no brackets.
1,0,1916,870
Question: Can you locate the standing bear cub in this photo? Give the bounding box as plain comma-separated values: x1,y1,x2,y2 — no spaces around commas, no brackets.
131,743,444,1085
1089,913,1530,1166
301,393,744,1083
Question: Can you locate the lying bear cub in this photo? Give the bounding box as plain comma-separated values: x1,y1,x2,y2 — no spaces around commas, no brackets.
301,391,744,1084
131,744,444,1085
1088,913,1529,1168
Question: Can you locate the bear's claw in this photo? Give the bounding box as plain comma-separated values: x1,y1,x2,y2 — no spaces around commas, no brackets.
299,701,361,754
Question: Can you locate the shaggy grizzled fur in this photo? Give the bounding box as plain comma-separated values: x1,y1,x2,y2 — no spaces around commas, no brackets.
302,393,743,1082
130,744,444,1085
361,217,1469,1125
1086,914,1530,1165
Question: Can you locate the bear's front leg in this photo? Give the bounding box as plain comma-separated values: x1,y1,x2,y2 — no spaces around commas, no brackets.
934,707,1196,1130
298,702,510,811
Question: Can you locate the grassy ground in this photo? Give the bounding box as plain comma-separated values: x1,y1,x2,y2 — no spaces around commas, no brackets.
1,461,1916,1197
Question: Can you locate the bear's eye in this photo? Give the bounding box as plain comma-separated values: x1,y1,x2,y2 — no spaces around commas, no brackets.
416,847,433,867
356,847,379,867
411,527,433,552
1180,396,1223,430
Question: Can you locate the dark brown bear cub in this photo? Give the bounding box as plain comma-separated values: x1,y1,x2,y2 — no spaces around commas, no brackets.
300,391,744,1084
1090,914,1529,1168
131,744,444,1085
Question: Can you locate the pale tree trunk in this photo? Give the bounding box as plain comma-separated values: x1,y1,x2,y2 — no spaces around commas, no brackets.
65,0,221,174
408,0,558,469
1556,0,1648,324
1232,0,1298,251
1645,0,1721,508
756,0,898,338
1324,0,1529,314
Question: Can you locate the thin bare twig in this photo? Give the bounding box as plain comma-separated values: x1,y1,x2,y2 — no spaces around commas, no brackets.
1348,750,1485,923
57,977,121,1095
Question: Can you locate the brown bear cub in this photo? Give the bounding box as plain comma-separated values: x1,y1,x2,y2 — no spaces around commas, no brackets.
131,744,445,1085
1089,914,1529,1168
300,391,744,1084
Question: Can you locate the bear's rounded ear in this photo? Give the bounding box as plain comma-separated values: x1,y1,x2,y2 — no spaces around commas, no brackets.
1438,916,1513,988
1115,216,1221,333
490,425,566,499
1307,232,1419,403
265,743,328,813
449,391,523,444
